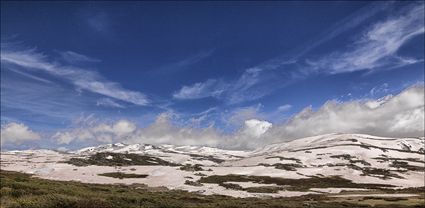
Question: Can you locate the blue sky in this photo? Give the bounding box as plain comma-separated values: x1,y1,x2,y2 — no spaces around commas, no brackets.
1,1,424,150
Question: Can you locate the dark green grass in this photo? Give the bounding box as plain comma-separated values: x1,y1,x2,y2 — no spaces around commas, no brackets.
97,172,148,179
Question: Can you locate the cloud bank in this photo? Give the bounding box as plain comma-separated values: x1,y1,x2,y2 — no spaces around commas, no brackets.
264,85,424,145
18,85,420,150
53,120,137,145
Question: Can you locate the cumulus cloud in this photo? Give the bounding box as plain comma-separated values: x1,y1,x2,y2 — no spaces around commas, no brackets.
124,113,225,147
264,85,424,142
53,119,136,144
52,113,225,147
1,122,41,145
242,119,272,138
224,104,263,127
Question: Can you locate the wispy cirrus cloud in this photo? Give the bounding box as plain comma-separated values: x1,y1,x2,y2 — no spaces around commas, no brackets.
172,67,286,103
152,49,215,76
1,46,149,106
1,75,88,121
96,98,125,108
308,3,424,73
5,67,53,84
173,79,225,100
59,51,100,64
172,2,423,104
79,10,111,35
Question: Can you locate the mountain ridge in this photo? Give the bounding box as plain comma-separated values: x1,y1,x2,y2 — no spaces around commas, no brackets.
1,133,424,198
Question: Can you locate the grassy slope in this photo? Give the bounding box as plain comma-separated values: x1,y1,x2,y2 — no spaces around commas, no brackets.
66,153,179,167
97,172,148,179
0,171,423,208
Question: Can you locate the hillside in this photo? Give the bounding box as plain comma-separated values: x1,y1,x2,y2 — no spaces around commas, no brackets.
1,133,424,199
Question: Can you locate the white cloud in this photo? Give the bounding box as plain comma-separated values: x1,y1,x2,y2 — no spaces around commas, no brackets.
171,2,396,104
125,113,225,147
365,95,392,109
173,79,224,100
309,4,424,73
80,11,111,34
60,51,100,63
265,85,424,142
173,67,280,104
277,104,292,112
1,47,149,106
370,83,389,96
242,119,272,138
53,119,136,144
224,104,263,127
110,120,137,136
50,85,424,149
1,122,41,144
96,98,125,108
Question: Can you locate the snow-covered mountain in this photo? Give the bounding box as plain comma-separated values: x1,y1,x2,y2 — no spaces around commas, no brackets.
252,133,424,154
74,142,248,166
1,133,424,198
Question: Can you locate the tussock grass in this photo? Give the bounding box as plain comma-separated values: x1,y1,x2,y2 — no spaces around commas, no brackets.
179,164,204,172
1,170,423,208
98,172,148,179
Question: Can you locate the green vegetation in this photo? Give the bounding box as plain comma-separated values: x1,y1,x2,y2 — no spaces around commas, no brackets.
244,186,283,193
358,167,405,179
194,172,207,177
319,160,404,180
179,164,204,172
219,182,284,193
330,154,355,160
265,156,302,163
198,174,395,191
65,152,179,167
373,156,425,164
184,180,203,187
390,161,424,172
330,154,372,166
98,172,148,179
259,163,304,171
371,156,425,172
1,171,423,208
187,154,225,164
